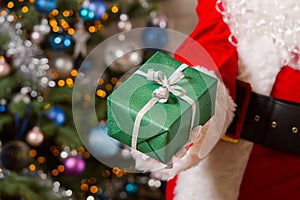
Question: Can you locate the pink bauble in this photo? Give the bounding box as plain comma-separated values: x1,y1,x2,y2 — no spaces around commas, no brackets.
63,156,86,175
0,57,10,78
26,127,44,146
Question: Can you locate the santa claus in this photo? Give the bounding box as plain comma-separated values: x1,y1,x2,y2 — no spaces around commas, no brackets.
133,0,300,199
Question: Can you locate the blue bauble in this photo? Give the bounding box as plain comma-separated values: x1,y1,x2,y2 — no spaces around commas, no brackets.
46,106,66,126
0,105,7,113
35,0,57,13
125,183,138,195
142,27,168,49
88,0,106,20
49,33,72,50
88,124,120,157
79,8,94,22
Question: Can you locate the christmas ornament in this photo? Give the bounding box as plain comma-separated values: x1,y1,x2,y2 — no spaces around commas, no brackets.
72,20,90,59
142,27,168,49
12,93,31,104
88,124,120,157
79,8,95,21
63,155,86,175
104,39,143,72
0,56,10,78
25,126,44,146
52,54,74,75
31,18,50,45
150,12,167,28
118,14,132,32
35,0,58,13
88,0,107,20
125,182,138,195
49,33,72,50
0,141,30,172
45,106,66,126
0,105,7,113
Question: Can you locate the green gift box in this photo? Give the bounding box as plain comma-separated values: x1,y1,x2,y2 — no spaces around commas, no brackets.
107,51,217,164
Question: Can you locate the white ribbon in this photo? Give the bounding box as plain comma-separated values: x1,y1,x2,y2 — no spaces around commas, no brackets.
132,63,197,150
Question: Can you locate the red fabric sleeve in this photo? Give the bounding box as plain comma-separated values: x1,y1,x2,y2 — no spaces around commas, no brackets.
174,0,238,99
167,0,238,199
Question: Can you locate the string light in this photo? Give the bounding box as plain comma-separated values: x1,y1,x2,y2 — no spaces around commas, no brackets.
83,151,90,159
98,78,104,85
96,89,106,98
21,6,29,13
70,69,78,77
80,183,89,191
57,165,65,172
90,186,98,194
28,0,35,4
111,77,118,84
29,149,37,157
52,169,59,176
111,5,119,13
7,2,14,9
58,80,65,87
88,26,96,33
105,83,113,91
68,28,75,35
29,164,36,171
102,13,108,20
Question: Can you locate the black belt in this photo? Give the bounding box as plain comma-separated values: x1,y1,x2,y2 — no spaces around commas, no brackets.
226,81,300,156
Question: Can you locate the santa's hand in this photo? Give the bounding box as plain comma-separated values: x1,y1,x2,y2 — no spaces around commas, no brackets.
133,126,205,181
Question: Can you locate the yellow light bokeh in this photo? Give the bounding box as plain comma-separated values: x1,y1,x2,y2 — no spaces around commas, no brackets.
63,10,70,17
51,9,59,16
80,183,89,191
68,28,75,35
111,5,119,13
21,6,29,13
29,149,37,157
29,0,35,4
70,69,78,77
102,13,108,20
49,19,57,27
105,83,113,91
29,164,36,171
52,169,59,176
88,26,96,33
90,185,98,194
111,77,118,84
66,78,73,86
83,151,90,159
96,89,106,98
58,165,65,172
29,164,35,171
77,146,85,153
37,156,47,163
7,2,14,9
58,80,65,87
52,26,60,32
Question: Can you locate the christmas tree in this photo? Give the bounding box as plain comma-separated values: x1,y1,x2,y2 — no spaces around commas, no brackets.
0,0,169,199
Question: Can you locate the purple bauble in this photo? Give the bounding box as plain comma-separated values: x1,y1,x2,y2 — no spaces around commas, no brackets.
63,156,86,175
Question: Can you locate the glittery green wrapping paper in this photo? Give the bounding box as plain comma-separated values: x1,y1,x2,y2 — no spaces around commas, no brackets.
107,51,217,164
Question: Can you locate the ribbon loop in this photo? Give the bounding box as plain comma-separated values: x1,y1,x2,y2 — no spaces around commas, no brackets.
153,86,169,103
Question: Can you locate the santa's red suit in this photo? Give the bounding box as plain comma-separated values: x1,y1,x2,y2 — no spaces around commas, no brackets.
134,0,300,199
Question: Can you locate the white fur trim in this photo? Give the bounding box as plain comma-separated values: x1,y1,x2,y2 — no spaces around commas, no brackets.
175,140,253,200
237,34,282,95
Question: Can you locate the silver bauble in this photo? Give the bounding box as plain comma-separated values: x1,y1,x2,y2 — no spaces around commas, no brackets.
104,40,143,73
